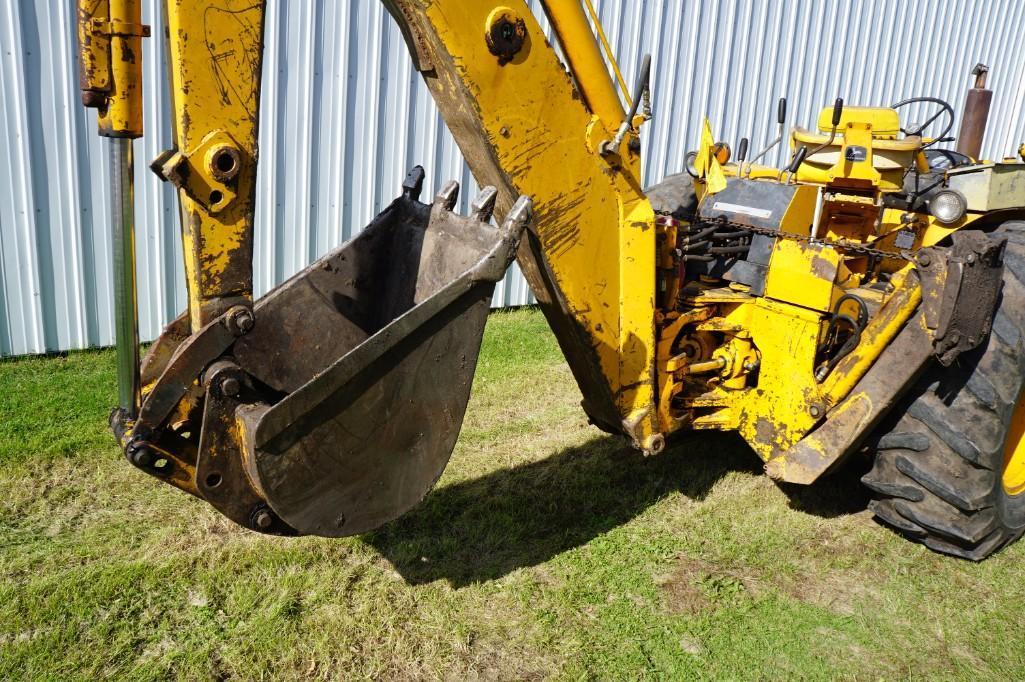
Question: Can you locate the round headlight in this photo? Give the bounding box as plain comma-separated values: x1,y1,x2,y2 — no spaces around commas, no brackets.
930,189,967,225
685,150,700,178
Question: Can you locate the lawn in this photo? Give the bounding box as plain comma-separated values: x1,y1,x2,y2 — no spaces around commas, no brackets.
1,308,1023,679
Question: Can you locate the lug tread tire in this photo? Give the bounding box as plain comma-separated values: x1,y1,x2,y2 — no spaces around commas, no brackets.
862,450,925,501
894,451,991,511
868,500,927,538
863,223,1025,560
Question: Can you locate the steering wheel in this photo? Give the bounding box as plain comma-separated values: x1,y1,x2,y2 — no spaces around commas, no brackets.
890,97,955,149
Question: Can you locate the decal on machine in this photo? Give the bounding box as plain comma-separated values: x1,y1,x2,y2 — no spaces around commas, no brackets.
711,202,773,220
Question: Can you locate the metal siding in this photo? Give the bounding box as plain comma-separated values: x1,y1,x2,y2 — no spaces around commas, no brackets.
3,0,1025,356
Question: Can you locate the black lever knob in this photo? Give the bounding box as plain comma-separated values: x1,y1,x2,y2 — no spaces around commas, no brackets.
832,97,845,127
788,147,808,174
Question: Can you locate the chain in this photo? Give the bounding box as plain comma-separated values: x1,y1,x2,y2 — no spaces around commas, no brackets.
655,210,913,262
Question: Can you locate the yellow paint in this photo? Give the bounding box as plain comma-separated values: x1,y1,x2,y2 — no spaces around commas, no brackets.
816,106,900,136
763,240,840,312
731,299,825,458
679,297,827,458
821,266,922,407
78,0,147,138
792,104,922,192
142,2,1018,485
165,0,266,329
77,1,112,97
919,211,986,248
1003,391,1025,496
696,119,727,194
541,0,625,133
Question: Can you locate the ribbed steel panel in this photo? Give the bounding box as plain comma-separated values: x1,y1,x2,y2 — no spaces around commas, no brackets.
3,0,1025,356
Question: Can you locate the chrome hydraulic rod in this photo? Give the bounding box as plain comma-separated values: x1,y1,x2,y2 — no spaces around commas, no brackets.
109,137,141,417
78,0,147,417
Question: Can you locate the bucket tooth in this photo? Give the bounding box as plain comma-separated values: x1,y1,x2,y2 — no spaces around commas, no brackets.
402,165,426,200
435,180,460,210
471,186,499,223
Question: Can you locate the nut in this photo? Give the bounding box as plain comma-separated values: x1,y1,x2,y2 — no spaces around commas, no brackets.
643,433,666,456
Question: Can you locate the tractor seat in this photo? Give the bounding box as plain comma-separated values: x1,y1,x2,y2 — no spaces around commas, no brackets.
791,105,922,191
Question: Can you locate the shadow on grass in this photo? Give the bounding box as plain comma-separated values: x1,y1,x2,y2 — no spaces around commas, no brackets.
366,431,870,587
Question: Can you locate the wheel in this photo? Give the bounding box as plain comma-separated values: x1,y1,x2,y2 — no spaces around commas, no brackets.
645,172,698,219
862,222,1025,560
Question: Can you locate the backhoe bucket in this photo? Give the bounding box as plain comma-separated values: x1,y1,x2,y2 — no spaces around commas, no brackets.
209,169,531,536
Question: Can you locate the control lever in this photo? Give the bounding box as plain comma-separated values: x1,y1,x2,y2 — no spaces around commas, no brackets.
746,97,788,175
603,54,652,156
805,97,845,160
787,146,808,174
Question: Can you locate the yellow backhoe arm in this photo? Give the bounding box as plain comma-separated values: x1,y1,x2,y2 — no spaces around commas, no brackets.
78,0,669,536
382,0,662,450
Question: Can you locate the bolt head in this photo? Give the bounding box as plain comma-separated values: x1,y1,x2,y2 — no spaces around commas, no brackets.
254,510,273,530
220,376,241,398
917,253,932,267
809,405,823,418
228,307,254,335
128,443,153,468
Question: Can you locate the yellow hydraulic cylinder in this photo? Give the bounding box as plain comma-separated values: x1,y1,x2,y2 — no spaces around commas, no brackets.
78,0,149,417
539,0,625,132
77,0,148,138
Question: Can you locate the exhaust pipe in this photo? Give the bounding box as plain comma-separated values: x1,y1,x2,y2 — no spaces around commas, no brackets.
956,63,992,161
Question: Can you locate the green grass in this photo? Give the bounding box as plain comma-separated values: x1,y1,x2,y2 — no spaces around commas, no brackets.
2,307,1024,679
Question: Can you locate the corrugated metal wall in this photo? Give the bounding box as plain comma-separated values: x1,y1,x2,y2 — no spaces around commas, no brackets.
3,0,1025,357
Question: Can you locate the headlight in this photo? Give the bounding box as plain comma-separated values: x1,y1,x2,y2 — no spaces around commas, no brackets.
685,150,700,178
930,189,967,225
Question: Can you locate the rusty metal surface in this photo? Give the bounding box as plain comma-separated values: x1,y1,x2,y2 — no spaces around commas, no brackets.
194,360,297,535
235,179,531,537
956,65,992,159
116,168,530,537
134,306,243,435
139,311,189,385
918,231,1006,366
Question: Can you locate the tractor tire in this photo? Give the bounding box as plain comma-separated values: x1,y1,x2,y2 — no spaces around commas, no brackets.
863,222,1025,560
646,172,698,219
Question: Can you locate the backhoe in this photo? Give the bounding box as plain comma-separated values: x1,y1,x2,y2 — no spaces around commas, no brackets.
78,0,1025,559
